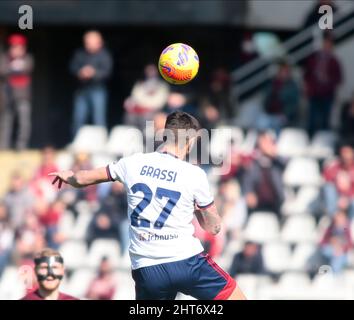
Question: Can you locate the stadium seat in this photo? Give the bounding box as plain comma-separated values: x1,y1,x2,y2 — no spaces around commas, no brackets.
59,240,88,269
309,131,337,159
289,243,317,271
263,243,292,273
91,153,115,168
282,186,320,216
209,125,244,162
0,266,26,300
70,125,108,153
243,212,280,243
113,270,135,300
277,128,309,158
283,157,322,187
58,210,76,238
234,274,259,300
278,272,311,288
71,209,93,241
87,239,121,268
55,151,74,171
65,269,96,298
106,125,143,156
280,215,317,243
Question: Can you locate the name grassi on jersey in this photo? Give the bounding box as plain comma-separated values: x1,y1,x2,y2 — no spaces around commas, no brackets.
140,165,177,182
138,232,179,242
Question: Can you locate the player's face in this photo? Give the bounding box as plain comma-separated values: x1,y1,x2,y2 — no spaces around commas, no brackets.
36,262,64,291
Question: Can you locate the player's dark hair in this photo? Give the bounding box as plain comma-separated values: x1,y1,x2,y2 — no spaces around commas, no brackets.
164,111,201,146
165,111,200,131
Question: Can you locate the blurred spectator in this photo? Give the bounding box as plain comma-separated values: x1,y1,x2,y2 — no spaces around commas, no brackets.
29,146,59,205
238,32,258,65
339,93,354,143
320,210,353,274
229,242,266,277
257,61,300,132
36,200,66,250
0,34,34,150
33,146,59,182
243,132,287,221
14,213,46,266
3,171,34,229
198,98,220,132
124,64,169,131
0,202,14,276
86,257,117,300
303,0,337,28
70,30,113,137
220,142,253,183
216,179,247,241
304,34,342,136
21,248,78,300
86,183,122,248
163,91,197,117
96,181,129,256
71,152,97,204
206,67,231,118
322,142,354,219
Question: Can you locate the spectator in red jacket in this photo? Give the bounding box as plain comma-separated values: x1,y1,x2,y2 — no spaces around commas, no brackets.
0,34,34,150
304,33,342,136
86,256,117,300
21,248,78,300
322,142,354,219
320,210,353,274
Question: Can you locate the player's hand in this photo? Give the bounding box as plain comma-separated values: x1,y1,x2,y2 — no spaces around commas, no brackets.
48,170,75,189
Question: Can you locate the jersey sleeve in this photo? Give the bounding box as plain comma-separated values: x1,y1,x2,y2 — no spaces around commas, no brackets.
194,168,214,209
106,158,126,183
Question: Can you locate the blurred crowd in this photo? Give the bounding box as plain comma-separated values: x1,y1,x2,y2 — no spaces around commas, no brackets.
1,0,354,299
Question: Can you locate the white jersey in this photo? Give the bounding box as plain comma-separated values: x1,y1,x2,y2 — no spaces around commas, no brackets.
107,152,214,270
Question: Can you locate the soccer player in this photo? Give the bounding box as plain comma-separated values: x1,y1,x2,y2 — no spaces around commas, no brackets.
21,248,78,300
49,111,246,300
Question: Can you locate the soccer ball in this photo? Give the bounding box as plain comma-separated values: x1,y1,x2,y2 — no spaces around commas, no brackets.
158,43,199,85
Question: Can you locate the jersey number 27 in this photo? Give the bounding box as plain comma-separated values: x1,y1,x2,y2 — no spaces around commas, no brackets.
130,183,181,229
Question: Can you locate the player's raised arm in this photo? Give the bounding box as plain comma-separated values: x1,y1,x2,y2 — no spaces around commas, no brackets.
48,167,110,189
194,202,221,236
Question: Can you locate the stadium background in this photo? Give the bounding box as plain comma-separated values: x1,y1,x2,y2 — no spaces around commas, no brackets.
1,0,354,299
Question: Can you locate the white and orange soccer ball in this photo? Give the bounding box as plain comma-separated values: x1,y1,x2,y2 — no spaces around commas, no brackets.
158,43,199,85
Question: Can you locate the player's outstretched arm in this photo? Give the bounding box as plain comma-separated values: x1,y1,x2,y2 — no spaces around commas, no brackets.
194,203,221,236
49,167,110,189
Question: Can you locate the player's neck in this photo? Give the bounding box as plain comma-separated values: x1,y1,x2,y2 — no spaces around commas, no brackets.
38,286,60,300
159,145,185,160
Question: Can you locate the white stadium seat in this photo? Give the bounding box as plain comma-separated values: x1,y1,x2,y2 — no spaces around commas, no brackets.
113,271,135,300
277,128,309,158
87,239,121,268
209,125,244,162
283,157,322,186
278,272,311,288
281,215,317,243
282,186,320,216
55,151,74,170
289,243,317,271
70,125,108,153
309,131,337,158
60,240,88,269
66,269,96,298
106,125,143,156
244,212,280,243
0,266,26,300
263,243,292,273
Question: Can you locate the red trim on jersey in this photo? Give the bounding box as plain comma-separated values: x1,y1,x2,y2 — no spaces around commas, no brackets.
203,253,237,300
106,165,114,182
